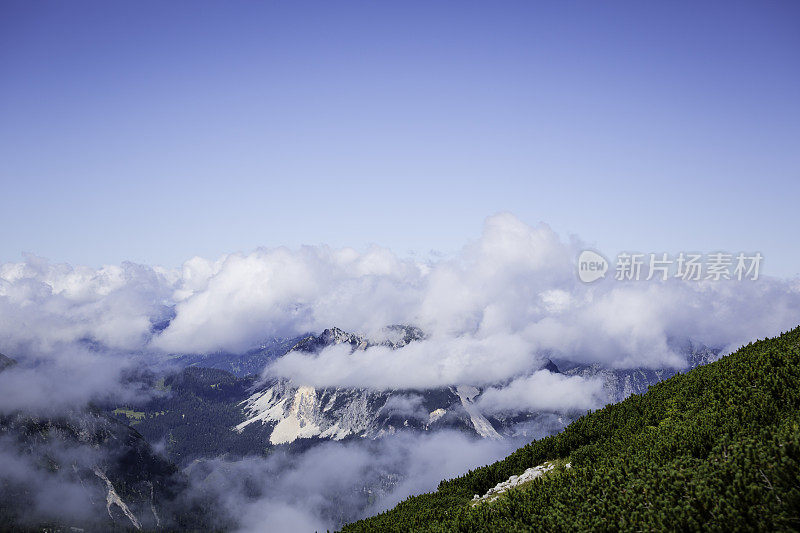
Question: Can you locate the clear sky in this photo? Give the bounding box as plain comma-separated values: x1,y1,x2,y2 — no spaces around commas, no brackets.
1,1,798,276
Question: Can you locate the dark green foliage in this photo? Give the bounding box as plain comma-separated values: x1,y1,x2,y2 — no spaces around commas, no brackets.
119,367,272,465
342,327,800,532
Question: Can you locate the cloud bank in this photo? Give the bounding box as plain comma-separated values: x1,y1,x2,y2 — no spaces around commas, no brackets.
2,213,799,531
475,370,607,415
1,213,799,405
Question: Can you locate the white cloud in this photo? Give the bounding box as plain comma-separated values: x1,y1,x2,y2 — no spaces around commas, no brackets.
2,213,800,530
476,370,607,415
1,213,799,402
154,245,425,353
379,394,427,420
266,333,544,390
182,430,520,532
0,256,173,354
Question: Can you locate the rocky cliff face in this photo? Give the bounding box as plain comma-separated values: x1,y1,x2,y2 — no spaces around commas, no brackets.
233,328,722,447
234,378,510,445
234,326,557,446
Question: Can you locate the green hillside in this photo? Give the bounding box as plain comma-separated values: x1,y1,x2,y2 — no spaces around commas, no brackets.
343,327,800,532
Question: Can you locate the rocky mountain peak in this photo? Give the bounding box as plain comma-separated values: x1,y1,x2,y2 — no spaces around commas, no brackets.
0,353,16,372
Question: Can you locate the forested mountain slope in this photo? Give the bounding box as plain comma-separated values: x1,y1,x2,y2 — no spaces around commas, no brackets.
342,327,800,532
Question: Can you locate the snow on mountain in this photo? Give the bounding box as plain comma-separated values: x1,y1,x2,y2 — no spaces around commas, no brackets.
94,466,143,530
428,408,446,424
235,381,384,444
233,326,509,444
455,385,501,439
235,377,491,445
230,327,720,446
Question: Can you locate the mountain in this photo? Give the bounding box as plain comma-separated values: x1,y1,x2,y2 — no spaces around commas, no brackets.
232,327,722,448
0,352,16,372
123,326,722,466
230,325,550,447
0,408,202,531
126,328,528,465
555,343,721,404
234,381,505,445
112,366,273,465
169,334,309,377
290,325,426,352
556,338,722,403
0,328,743,530
341,327,800,531
167,325,429,378
0,354,206,531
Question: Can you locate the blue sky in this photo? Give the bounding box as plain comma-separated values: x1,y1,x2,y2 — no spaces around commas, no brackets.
1,1,798,276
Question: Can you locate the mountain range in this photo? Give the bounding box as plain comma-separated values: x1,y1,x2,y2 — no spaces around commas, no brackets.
121,326,720,466
0,326,725,531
